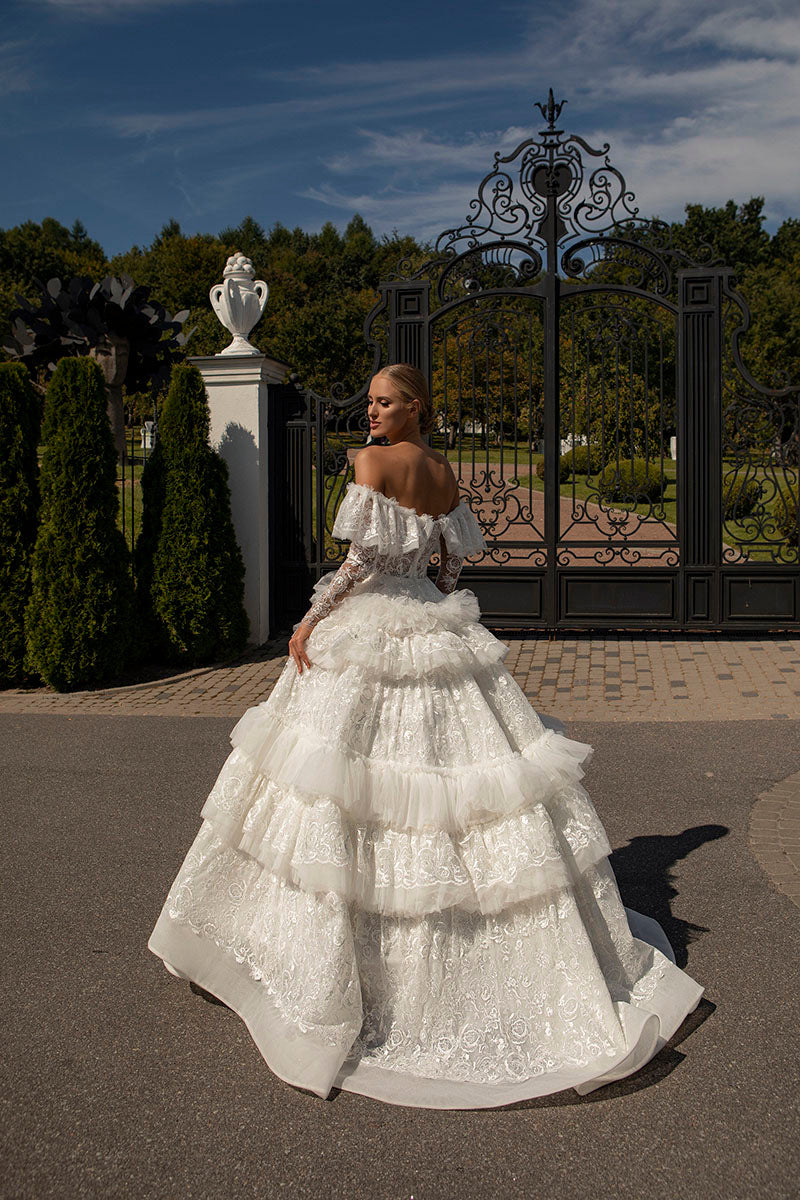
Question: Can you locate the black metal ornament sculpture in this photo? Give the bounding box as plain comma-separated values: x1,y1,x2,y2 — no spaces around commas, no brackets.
2,273,196,459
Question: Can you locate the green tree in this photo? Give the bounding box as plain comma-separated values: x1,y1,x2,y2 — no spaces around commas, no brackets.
432,300,545,447
668,197,771,275
0,217,107,374
111,219,232,359
0,362,42,684
24,357,135,691
137,363,249,664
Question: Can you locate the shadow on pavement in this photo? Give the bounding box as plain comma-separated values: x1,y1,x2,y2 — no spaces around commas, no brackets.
610,823,730,967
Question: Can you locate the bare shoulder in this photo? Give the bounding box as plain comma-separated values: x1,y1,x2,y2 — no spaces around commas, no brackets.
353,445,386,488
427,445,451,468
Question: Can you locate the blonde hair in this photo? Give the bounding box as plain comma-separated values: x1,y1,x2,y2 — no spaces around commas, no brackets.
376,363,435,435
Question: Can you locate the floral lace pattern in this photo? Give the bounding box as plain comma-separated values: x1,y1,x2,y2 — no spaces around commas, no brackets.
298,482,485,630
434,534,464,595
301,543,380,631
200,763,610,916
150,481,701,1102
165,825,362,1051
163,825,672,1077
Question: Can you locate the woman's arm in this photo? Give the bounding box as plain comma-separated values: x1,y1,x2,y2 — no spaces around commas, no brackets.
288,448,385,673
300,541,380,631
434,533,464,595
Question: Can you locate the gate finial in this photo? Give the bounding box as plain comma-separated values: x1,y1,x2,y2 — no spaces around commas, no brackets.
535,88,566,130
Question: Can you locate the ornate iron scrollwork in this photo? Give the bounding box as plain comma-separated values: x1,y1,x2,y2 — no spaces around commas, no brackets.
561,236,672,295
720,276,799,565
281,89,798,628
432,95,641,265
437,241,544,303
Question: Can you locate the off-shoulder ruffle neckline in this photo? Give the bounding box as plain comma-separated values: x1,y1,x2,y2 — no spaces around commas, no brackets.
347,480,465,523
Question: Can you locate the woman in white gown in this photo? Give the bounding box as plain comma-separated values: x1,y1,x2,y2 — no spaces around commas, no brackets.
148,363,703,1109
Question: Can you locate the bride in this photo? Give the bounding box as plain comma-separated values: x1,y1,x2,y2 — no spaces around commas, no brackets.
148,362,703,1108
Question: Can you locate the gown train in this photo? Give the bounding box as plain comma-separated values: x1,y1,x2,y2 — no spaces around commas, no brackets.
148,481,703,1108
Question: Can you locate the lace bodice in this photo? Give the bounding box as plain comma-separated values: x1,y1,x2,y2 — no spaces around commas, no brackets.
300,483,486,630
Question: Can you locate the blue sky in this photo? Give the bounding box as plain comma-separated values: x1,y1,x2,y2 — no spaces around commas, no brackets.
2,0,799,258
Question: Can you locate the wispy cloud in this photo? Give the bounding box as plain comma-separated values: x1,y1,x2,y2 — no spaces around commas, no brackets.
304,0,800,234
323,126,531,175
0,39,36,96
7,0,797,256
687,9,800,57
302,180,487,246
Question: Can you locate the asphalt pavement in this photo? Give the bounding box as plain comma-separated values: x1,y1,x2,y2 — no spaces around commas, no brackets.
2,712,799,1200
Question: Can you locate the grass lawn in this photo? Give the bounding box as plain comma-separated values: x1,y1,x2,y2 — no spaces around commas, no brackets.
514,456,678,525
115,451,147,553
120,439,796,563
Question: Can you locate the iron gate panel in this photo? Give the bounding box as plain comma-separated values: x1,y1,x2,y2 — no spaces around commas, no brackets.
270,91,799,634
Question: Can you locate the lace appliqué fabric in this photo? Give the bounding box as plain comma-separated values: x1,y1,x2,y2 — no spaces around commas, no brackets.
302,543,381,630
151,481,699,1100
300,483,484,629
435,535,464,595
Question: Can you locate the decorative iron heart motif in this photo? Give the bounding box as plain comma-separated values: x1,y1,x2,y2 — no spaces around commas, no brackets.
529,162,573,198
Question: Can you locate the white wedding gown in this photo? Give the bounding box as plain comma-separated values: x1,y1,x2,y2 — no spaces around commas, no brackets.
148,481,703,1108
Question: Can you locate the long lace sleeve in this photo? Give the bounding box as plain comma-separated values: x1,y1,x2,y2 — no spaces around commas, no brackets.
299,541,379,630
435,533,464,595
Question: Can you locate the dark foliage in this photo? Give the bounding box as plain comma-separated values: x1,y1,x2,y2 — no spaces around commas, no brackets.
0,363,42,684
137,364,249,664
598,457,664,504
2,272,194,392
722,478,761,522
774,490,799,544
24,357,135,690
537,444,606,484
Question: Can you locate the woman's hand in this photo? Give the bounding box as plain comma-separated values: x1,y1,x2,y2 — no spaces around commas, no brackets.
288,621,314,674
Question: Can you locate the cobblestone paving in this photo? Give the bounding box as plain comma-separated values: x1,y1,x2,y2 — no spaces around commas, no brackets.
506,632,800,722
749,769,800,911
1,632,798,722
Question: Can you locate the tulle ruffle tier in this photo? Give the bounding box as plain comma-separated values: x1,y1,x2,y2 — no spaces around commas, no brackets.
331,481,487,558
149,553,704,1106
226,704,596,836
200,722,608,917
303,583,509,679
149,819,704,1106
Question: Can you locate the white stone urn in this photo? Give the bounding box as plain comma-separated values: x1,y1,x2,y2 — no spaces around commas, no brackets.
210,252,268,356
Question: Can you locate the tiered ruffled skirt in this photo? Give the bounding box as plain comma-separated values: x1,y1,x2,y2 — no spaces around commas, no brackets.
148,576,703,1107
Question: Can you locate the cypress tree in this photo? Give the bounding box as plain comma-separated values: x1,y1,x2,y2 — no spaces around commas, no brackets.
0,363,42,685
24,356,135,690
138,363,249,664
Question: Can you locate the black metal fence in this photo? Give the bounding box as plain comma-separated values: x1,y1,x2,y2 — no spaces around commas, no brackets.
269,91,799,633
117,415,157,563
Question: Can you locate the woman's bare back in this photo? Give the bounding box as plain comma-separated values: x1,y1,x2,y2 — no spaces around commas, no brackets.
356,442,459,517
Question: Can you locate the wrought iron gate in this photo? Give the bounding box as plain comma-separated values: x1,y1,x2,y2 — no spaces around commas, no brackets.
269,91,799,633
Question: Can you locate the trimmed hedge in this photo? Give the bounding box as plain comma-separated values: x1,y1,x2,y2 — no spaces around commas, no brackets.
133,438,166,649
24,357,135,691
136,364,249,664
722,478,761,522
773,490,799,545
538,444,605,484
598,458,664,504
0,363,42,685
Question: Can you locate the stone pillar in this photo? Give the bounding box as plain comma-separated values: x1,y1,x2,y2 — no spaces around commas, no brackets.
188,353,290,645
